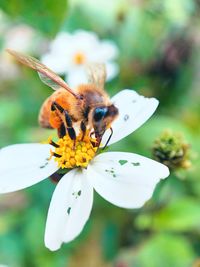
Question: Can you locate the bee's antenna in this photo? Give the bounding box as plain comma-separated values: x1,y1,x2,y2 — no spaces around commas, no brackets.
102,127,113,150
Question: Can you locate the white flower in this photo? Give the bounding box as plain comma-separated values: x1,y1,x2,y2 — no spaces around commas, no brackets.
0,90,169,251
4,25,36,53
0,23,46,80
41,30,119,87
0,53,20,80
0,24,36,80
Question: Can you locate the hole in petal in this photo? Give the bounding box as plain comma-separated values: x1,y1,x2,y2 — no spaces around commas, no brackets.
119,160,128,166
72,190,82,199
105,168,117,178
124,114,129,121
67,207,71,215
39,159,49,169
131,162,140,166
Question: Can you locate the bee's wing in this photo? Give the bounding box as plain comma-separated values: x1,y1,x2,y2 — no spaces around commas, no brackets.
6,49,80,99
86,63,106,88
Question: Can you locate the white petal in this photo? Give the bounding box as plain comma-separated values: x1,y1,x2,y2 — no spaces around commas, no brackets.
73,30,99,51
87,152,169,209
101,89,159,146
66,66,88,88
106,62,119,81
0,144,58,193
41,53,69,74
45,169,93,251
49,32,72,53
41,32,74,74
97,40,119,61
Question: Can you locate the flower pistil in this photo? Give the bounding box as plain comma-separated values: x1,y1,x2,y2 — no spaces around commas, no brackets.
73,52,86,65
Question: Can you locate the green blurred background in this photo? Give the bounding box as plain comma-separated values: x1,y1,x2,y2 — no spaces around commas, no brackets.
0,0,200,266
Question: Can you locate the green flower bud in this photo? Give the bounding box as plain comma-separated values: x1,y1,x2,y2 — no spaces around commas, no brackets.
152,130,191,170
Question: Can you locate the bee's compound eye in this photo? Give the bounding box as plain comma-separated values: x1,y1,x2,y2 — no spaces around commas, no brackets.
93,107,108,122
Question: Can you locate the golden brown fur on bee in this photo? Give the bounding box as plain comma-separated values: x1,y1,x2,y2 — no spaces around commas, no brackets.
38,83,111,130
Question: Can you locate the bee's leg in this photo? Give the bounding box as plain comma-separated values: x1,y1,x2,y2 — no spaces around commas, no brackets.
58,123,66,138
51,101,76,143
51,101,64,113
64,110,76,146
80,121,86,141
51,102,66,138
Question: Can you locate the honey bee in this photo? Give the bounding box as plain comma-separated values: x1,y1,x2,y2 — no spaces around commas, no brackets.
7,49,119,146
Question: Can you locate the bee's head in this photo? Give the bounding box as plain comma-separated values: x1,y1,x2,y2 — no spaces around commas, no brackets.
91,104,119,143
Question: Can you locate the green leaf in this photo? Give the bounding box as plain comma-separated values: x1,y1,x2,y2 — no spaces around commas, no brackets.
133,234,195,267
102,222,119,261
1,0,68,36
136,197,200,232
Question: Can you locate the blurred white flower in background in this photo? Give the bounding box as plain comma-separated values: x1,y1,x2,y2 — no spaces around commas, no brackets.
5,25,37,53
0,24,36,80
41,30,119,87
0,12,47,81
0,53,20,81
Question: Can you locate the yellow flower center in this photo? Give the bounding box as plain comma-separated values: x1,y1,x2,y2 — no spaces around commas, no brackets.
73,52,86,65
49,131,97,169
